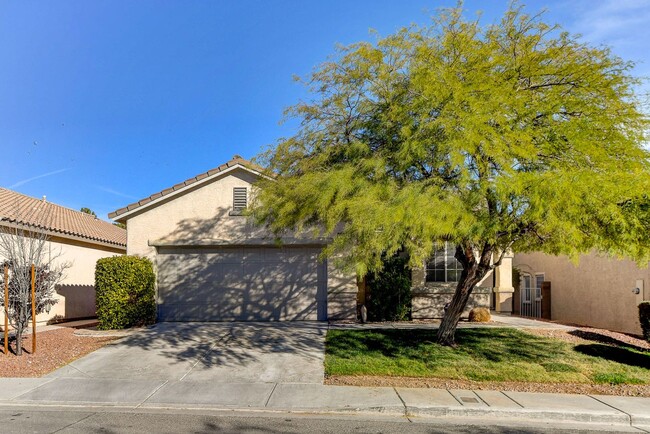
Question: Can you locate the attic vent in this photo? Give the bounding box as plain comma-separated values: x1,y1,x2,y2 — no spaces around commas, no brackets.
233,187,247,212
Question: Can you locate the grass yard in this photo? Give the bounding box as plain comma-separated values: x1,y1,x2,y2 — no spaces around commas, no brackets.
325,328,650,386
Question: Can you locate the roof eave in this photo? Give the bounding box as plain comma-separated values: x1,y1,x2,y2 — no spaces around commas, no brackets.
0,220,126,251
109,163,269,222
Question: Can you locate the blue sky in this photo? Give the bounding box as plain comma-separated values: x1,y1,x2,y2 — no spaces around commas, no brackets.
1,0,648,219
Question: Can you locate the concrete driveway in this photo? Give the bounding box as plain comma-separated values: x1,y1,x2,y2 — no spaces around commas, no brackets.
47,322,327,384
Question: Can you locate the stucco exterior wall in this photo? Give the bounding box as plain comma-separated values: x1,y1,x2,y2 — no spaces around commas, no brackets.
123,168,358,320
0,233,123,325
513,252,649,335
409,251,514,319
126,169,266,259
327,259,358,320
410,266,494,319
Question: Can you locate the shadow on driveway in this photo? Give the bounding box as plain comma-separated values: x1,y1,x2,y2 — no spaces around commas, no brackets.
48,322,327,384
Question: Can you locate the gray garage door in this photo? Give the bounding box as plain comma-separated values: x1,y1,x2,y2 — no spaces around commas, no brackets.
156,246,328,321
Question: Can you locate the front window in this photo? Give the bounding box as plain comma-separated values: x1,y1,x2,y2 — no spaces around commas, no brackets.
425,243,463,283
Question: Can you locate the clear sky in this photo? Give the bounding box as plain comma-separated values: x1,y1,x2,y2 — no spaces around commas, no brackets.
1,0,648,219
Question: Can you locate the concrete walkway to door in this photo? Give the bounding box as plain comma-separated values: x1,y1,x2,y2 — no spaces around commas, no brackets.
45,322,327,384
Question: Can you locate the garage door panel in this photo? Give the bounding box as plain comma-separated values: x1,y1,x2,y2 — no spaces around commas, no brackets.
158,260,245,305
159,301,244,322
157,246,325,321
242,263,318,320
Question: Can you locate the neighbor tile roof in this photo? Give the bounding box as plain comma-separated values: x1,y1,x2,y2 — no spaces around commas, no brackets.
109,155,264,220
0,188,126,248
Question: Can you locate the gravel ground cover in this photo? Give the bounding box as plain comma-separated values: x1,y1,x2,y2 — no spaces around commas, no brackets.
0,328,118,377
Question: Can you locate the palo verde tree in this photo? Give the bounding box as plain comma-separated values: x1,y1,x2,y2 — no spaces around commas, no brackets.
252,2,650,345
0,221,68,355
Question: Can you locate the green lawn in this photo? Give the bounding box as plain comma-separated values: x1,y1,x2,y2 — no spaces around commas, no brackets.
325,328,650,385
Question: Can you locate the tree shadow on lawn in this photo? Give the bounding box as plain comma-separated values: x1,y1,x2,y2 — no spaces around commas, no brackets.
456,328,568,362
327,328,567,364
574,344,650,369
569,330,649,353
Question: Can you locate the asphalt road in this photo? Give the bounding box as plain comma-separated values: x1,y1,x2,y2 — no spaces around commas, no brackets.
0,406,641,434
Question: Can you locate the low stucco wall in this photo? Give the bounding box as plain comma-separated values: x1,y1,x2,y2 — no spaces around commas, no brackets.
409,263,497,319
514,252,649,335
411,285,491,319
52,284,96,320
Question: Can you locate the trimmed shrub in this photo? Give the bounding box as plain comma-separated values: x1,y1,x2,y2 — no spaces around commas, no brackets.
639,302,650,342
468,307,491,322
367,255,412,321
95,256,156,330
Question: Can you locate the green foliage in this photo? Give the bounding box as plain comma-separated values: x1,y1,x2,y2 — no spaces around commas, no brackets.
366,255,412,321
80,207,96,216
252,2,650,277
639,302,650,341
95,256,156,330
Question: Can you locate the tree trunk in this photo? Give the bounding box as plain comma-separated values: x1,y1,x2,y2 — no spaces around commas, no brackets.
14,322,23,356
436,277,476,346
436,243,493,346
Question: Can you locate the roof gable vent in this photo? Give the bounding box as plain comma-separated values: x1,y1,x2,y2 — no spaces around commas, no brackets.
233,187,247,213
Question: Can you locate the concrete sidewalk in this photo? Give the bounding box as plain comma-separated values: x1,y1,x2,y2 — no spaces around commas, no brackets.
1,377,648,430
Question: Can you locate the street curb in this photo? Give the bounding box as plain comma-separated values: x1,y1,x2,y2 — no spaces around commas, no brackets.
405,405,631,426
0,400,635,428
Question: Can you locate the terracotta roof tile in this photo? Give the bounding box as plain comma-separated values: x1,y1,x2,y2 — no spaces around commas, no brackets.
109,156,265,219
0,188,127,248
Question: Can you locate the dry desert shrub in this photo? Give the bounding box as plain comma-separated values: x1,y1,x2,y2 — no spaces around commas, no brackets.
468,307,491,322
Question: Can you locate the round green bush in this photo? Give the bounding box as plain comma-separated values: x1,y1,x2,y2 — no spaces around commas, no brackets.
366,255,412,322
95,255,156,330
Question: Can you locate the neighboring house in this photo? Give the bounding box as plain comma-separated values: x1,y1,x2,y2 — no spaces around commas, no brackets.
0,188,126,324
109,156,514,322
514,252,650,335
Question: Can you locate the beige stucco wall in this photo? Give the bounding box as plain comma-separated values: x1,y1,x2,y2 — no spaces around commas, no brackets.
410,265,494,319
327,259,358,320
122,168,358,320
409,251,514,319
0,233,124,325
513,252,650,335
126,169,266,259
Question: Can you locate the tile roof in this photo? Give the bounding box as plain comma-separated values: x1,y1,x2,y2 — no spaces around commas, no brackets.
109,155,264,220
0,188,126,248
